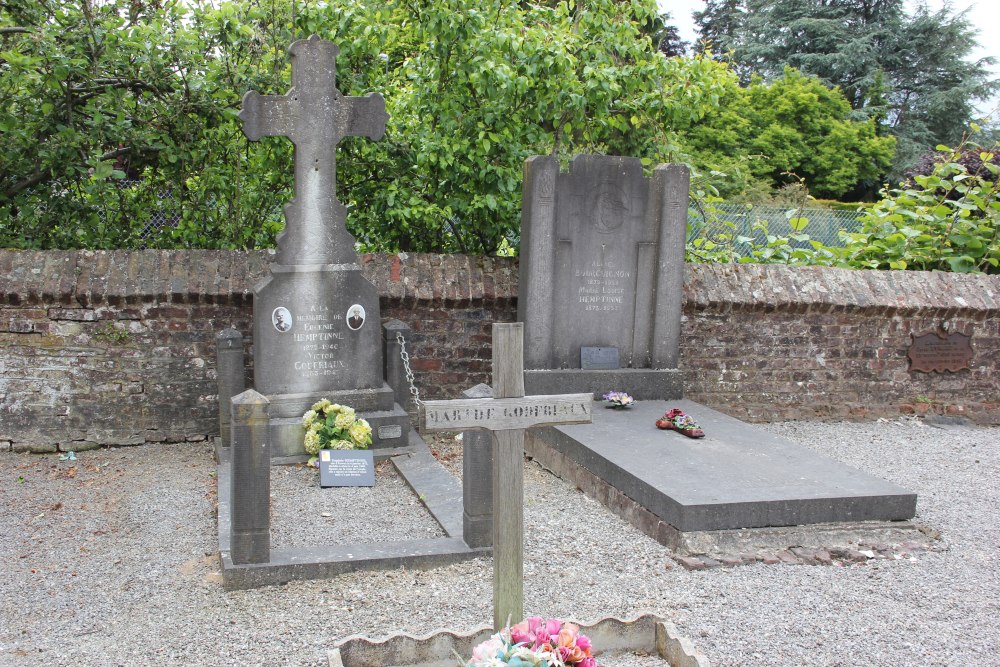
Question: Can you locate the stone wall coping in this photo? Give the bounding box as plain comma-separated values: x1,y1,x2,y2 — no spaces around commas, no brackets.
1,250,997,316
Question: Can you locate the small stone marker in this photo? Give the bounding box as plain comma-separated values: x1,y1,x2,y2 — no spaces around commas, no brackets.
581,346,620,370
421,323,592,629
216,327,246,448
908,330,974,373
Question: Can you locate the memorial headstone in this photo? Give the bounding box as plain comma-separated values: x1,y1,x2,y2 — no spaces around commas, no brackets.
518,155,688,399
239,36,408,457
217,36,488,591
421,323,593,630
518,154,917,542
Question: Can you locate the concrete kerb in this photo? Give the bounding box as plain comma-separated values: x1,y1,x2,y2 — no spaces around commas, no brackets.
327,614,711,667
216,436,489,590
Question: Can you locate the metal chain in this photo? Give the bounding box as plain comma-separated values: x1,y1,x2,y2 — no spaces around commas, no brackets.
396,331,423,408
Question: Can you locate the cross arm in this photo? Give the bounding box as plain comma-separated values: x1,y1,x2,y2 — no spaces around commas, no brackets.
421,394,593,432
239,90,294,141
346,93,389,141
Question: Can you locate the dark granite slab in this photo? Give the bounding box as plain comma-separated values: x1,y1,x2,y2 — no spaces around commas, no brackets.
532,399,917,532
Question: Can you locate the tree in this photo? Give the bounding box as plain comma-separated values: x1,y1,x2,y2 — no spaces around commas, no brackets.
883,3,999,175
690,0,998,179
0,0,731,253
678,69,896,199
840,141,1000,273
0,0,294,249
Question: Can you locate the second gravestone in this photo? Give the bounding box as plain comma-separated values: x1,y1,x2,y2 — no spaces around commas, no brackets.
518,155,688,399
240,36,408,457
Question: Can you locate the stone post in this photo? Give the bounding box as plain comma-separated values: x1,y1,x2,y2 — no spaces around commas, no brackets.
230,389,271,565
651,164,689,369
383,319,411,410
462,383,494,548
216,328,246,447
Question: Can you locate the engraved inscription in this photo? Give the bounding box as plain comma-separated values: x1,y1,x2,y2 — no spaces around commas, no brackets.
378,424,403,440
422,394,593,432
575,258,631,312
581,346,620,370
908,331,973,373
328,457,369,477
290,302,347,379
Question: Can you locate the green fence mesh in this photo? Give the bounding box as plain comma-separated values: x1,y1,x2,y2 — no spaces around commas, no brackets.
688,203,865,248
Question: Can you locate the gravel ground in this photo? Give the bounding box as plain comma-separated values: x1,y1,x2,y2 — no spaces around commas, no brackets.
0,418,997,667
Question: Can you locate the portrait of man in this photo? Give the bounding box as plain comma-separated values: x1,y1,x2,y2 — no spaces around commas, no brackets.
272,307,292,332
347,304,365,331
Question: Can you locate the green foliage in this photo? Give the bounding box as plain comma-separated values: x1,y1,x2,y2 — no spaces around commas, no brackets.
0,0,731,253
339,0,730,253
840,142,1000,273
686,195,843,267
687,140,1000,274
678,68,895,199
0,0,291,249
94,321,131,344
692,0,998,179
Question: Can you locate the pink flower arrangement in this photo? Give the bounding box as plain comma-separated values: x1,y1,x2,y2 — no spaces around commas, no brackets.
464,617,596,667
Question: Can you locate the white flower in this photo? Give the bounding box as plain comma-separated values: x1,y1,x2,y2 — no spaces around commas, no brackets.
304,430,321,455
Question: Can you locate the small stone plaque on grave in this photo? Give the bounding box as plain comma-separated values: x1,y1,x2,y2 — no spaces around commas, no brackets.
377,424,403,440
318,449,375,487
908,330,974,373
581,346,620,370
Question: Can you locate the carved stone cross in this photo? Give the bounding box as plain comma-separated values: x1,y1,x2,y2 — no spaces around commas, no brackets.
421,323,593,629
239,35,388,266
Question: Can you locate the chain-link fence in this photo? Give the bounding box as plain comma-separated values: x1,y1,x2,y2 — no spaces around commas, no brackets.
109,179,868,253
688,203,865,248
97,179,183,248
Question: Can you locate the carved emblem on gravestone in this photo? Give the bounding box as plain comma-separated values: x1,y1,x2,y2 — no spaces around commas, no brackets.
272,307,293,332
538,170,555,200
908,329,973,373
594,181,627,233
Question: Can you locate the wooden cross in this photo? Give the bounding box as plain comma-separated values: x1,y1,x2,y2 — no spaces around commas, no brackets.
238,35,388,266
421,323,593,629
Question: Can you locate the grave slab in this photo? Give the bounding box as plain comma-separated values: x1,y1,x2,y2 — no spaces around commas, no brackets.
527,399,917,533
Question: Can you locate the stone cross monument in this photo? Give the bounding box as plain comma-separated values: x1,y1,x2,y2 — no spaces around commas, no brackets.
240,35,387,267
240,36,407,457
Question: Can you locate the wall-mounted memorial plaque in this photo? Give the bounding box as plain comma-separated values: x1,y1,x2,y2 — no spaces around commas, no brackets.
318,449,375,487
581,346,620,370
908,330,973,373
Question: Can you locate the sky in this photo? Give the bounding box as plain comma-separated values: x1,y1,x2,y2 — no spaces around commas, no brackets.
658,0,1000,117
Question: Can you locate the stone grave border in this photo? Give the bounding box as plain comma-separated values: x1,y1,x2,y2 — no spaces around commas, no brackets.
216,316,489,590
327,614,711,667
216,437,488,590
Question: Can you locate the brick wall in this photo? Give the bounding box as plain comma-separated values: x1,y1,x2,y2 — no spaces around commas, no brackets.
1,250,996,452
680,264,999,424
